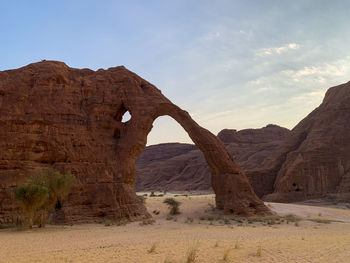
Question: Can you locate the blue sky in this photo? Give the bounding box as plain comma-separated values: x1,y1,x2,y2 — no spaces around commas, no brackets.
1,1,350,145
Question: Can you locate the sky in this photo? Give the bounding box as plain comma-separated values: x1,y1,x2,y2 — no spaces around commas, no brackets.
1,1,350,145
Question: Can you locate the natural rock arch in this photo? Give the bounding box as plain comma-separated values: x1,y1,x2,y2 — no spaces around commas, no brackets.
0,61,269,224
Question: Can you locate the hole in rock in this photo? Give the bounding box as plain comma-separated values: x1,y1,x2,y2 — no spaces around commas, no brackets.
114,103,131,123
55,200,62,210
121,111,131,123
229,209,234,214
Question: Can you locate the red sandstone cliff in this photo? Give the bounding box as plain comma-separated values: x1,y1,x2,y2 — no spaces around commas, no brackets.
263,82,350,201
0,61,270,224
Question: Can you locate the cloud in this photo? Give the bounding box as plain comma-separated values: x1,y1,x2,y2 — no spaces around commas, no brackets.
256,43,301,57
251,56,350,91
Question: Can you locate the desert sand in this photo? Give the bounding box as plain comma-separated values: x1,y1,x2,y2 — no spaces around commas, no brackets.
1,195,350,263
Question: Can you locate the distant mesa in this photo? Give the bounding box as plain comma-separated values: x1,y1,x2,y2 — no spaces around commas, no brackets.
136,124,290,198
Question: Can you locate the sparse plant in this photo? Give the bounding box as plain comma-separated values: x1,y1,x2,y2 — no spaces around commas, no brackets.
139,218,155,226
234,240,239,249
185,246,198,263
14,182,49,228
104,219,112,226
207,203,215,211
152,210,160,215
257,245,262,257
148,243,157,253
284,214,301,223
222,248,231,262
137,195,146,204
309,218,334,224
185,217,194,224
163,198,181,215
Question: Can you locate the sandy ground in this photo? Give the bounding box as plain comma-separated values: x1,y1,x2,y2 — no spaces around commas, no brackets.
1,195,350,263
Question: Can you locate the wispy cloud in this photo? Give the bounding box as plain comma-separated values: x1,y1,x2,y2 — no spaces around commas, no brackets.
256,43,301,57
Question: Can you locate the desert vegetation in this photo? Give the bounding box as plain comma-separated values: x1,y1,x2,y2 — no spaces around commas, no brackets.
14,169,76,229
163,197,181,215
1,195,350,262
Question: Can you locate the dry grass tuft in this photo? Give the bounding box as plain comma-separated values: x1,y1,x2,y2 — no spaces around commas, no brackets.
185,245,198,263
257,245,262,257
147,243,157,254
222,248,231,262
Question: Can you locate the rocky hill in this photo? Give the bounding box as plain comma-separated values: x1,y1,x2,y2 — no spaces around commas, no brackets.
135,124,290,197
263,81,350,202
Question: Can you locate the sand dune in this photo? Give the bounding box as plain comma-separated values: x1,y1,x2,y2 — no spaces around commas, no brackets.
1,195,350,263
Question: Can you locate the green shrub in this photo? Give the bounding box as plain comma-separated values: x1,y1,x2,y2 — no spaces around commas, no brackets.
163,198,181,215
14,169,76,229
14,183,49,228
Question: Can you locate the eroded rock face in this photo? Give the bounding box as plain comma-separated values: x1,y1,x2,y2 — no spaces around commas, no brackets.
0,61,270,224
135,125,290,197
263,82,350,202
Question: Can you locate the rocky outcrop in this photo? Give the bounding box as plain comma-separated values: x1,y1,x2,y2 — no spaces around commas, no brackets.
0,61,270,224
135,125,290,197
263,82,350,202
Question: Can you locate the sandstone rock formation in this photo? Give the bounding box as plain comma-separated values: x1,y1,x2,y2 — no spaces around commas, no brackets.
263,82,350,202
0,61,270,224
135,124,290,197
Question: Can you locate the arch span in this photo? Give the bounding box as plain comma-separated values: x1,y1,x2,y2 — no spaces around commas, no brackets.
113,78,270,217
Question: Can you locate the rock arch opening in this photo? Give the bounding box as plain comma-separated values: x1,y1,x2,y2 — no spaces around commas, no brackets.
135,116,211,193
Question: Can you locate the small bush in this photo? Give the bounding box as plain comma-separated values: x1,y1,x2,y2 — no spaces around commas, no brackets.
14,169,76,229
284,214,301,223
185,217,194,224
309,218,333,224
163,198,181,215
139,218,155,226
14,182,49,228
